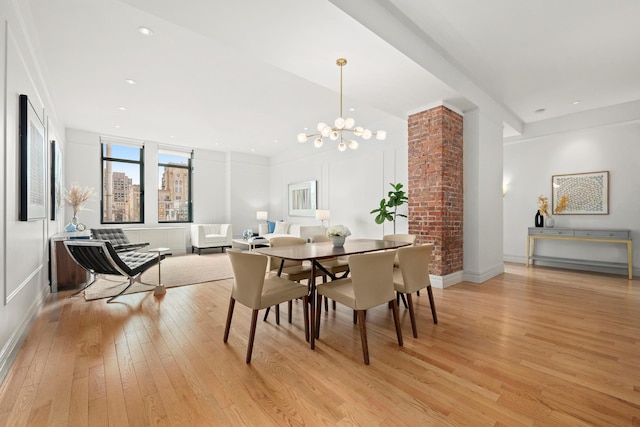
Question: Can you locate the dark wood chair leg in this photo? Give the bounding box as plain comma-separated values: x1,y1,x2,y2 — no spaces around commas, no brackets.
288,300,293,323
426,286,438,324
303,295,309,342
333,300,336,310
223,297,235,343
391,299,403,346
315,294,323,338
357,310,369,365
353,310,357,324
324,296,328,311
275,304,280,325
406,293,418,338
246,310,259,364
400,293,408,308
263,306,270,321
416,290,420,296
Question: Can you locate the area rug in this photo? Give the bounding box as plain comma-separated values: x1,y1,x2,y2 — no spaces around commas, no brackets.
83,252,233,301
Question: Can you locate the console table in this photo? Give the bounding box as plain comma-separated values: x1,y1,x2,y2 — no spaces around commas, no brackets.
526,227,632,279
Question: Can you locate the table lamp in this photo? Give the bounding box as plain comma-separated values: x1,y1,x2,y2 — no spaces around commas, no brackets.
315,209,330,227
256,211,268,221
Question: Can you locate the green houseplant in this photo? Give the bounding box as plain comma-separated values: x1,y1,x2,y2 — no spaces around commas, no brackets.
370,182,409,234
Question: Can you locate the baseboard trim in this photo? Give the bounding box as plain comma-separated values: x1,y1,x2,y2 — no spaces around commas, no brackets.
0,286,48,386
463,263,505,283
430,270,464,289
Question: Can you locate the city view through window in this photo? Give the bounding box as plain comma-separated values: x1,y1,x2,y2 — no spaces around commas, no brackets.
101,143,143,223
158,151,191,222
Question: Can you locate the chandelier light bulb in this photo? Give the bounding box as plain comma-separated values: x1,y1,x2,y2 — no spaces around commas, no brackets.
375,130,387,140
321,125,332,137
317,122,327,132
314,137,323,148
353,126,363,136
297,133,308,143
345,118,355,129
338,142,347,151
348,140,359,150
330,130,340,140
362,129,372,140
334,117,345,129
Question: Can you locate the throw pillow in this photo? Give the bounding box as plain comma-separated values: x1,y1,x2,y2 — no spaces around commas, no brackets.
267,221,276,233
273,222,290,234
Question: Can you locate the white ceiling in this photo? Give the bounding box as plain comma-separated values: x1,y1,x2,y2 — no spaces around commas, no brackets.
24,0,640,155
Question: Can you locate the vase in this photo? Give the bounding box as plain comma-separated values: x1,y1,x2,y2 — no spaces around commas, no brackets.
71,213,79,226
545,216,555,228
332,236,345,247
534,210,544,227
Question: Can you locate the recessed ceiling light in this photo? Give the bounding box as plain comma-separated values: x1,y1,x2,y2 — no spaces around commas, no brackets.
125,79,137,85
535,108,546,114
304,127,308,131
169,135,175,138
274,139,278,143
349,107,355,112
251,148,255,152
138,26,153,36
118,106,127,111
115,125,120,128
572,100,581,105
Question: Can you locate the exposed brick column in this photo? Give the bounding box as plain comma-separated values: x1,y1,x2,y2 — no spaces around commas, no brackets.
408,105,463,276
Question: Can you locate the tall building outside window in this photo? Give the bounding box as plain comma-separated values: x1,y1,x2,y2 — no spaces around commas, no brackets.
158,149,192,223
101,140,144,223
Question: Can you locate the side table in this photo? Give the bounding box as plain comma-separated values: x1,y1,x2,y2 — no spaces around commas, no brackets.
148,247,170,295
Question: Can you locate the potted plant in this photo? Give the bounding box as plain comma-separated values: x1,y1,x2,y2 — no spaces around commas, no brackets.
370,182,409,234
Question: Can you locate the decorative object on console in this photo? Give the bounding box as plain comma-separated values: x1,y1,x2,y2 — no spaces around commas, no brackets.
296,58,386,152
534,210,544,228
243,229,254,239
288,180,317,217
371,183,409,234
315,209,330,227
552,171,608,214
64,182,96,232
327,225,351,247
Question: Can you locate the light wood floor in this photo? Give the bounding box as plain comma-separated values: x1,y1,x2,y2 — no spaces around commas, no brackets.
1,263,639,426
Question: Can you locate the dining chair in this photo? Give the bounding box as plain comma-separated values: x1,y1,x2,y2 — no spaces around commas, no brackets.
383,233,418,306
265,237,323,324
315,250,402,365
393,244,438,338
224,249,309,364
310,234,350,311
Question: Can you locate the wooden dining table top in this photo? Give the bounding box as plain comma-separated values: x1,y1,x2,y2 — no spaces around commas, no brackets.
253,238,411,261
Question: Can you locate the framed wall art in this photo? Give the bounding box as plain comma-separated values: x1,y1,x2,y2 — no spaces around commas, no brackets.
552,170,609,215
51,140,62,220
288,180,317,217
19,94,47,221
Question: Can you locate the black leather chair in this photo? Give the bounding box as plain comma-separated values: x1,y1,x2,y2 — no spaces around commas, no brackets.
64,240,161,303
90,228,149,253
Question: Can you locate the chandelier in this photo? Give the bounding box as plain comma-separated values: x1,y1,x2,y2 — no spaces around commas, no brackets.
297,58,386,151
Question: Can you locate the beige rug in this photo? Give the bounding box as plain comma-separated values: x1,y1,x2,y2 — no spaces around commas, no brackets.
84,252,233,301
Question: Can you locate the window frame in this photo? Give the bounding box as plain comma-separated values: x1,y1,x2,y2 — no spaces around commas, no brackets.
100,142,145,224
158,150,193,223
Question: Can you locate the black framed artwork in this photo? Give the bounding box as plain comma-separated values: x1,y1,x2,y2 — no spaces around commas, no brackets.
19,94,47,221
51,140,62,220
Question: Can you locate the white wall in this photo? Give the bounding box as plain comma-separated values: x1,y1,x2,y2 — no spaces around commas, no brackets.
463,108,505,283
0,1,66,384
268,116,409,239
65,129,272,249
503,112,640,276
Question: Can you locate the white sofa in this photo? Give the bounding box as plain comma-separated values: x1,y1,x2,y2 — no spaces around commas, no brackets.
258,222,325,243
191,224,233,254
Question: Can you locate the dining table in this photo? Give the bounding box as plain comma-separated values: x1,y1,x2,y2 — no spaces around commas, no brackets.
254,238,411,349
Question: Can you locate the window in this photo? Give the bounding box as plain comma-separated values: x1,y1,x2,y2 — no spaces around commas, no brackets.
101,140,144,223
158,149,192,222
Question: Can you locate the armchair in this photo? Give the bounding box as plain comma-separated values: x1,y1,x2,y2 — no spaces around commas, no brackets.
91,228,149,253
191,224,233,254
64,240,162,303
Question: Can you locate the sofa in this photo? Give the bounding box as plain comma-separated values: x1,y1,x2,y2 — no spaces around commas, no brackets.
258,222,325,243
191,224,233,254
